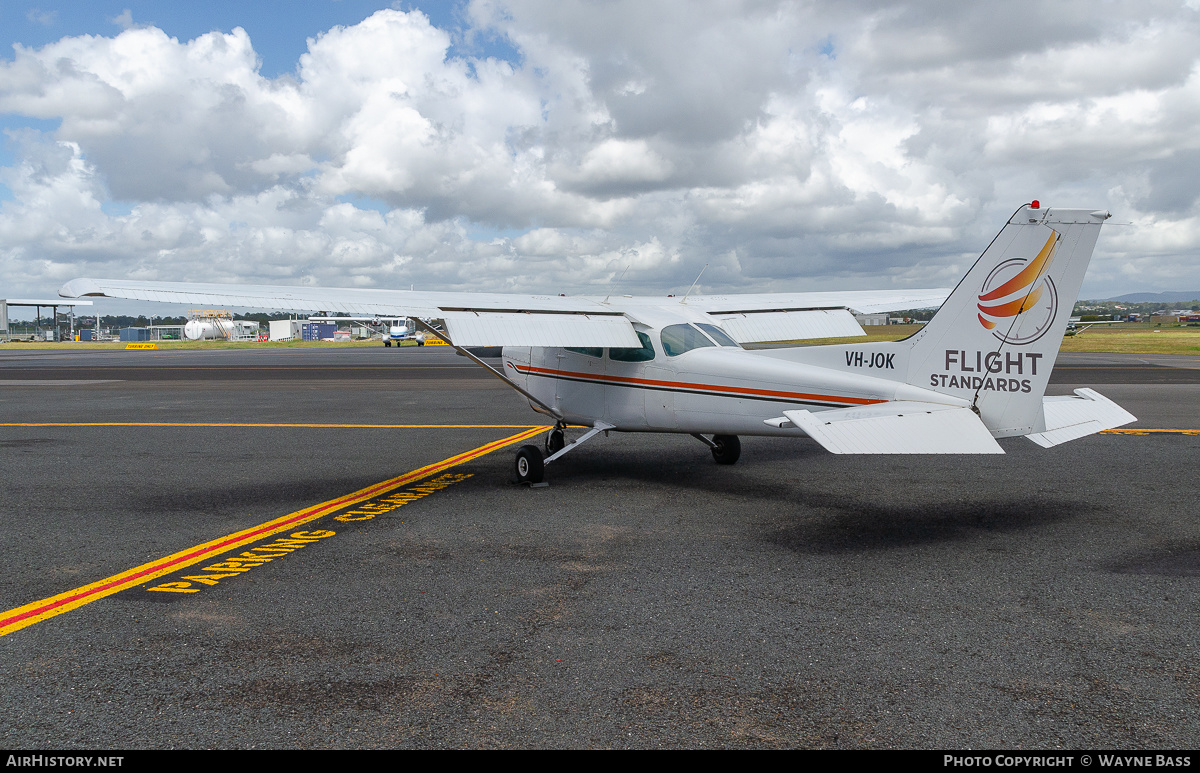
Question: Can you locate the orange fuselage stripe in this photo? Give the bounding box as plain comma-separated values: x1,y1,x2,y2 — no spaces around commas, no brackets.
513,363,883,406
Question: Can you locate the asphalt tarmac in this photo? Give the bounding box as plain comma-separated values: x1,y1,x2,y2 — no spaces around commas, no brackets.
0,346,1197,749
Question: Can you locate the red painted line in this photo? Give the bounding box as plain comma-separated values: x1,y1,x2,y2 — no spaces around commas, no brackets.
0,478,408,629
0,426,546,634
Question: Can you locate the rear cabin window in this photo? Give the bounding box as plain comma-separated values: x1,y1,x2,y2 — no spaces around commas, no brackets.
660,324,717,356
608,331,656,362
565,347,603,358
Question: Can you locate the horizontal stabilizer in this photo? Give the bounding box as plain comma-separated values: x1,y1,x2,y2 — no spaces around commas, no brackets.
440,311,640,348
1025,388,1136,448
781,402,1004,454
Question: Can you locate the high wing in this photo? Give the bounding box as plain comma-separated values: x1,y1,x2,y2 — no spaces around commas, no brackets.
682,289,950,342
58,278,949,347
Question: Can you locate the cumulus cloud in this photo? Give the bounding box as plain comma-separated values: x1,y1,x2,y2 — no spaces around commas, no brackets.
1,0,1200,304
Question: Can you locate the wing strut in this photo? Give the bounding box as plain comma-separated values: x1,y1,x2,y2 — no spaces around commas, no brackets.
411,318,565,422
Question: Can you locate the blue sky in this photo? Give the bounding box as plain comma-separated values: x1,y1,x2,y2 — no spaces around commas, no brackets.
0,2,503,75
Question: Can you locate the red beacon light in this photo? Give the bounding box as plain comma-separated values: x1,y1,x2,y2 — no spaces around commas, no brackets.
1031,199,1040,209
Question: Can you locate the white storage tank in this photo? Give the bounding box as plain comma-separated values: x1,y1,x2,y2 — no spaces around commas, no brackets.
183,318,235,340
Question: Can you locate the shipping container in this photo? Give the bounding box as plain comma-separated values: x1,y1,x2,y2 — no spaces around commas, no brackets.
301,322,337,341
269,320,302,341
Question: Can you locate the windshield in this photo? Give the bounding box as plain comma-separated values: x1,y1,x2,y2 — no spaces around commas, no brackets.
695,323,740,347
660,324,717,357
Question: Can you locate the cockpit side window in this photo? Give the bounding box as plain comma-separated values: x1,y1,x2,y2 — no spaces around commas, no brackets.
608,331,656,362
696,323,740,347
660,324,717,356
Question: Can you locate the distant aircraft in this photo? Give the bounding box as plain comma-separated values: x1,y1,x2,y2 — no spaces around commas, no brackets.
61,203,1133,483
1065,320,1124,335
301,316,426,345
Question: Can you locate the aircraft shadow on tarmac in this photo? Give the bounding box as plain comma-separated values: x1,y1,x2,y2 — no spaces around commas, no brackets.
544,440,1093,555
1105,542,1200,577
762,497,1087,555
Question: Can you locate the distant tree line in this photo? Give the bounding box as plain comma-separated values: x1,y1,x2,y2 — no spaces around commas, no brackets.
892,308,938,322
1073,300,1200,316
28,311,309,328
869,299,1200,325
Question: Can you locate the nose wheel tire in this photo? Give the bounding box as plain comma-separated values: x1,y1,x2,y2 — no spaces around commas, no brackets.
711,434,741,465
513,444,545,484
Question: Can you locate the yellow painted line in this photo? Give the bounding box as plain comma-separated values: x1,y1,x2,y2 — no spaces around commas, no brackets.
1101,428,1200,435
0,423,544,428
0,425,548,637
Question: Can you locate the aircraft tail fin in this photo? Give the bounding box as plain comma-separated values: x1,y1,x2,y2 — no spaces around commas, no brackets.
759,203,1135,446
900,203,1118,438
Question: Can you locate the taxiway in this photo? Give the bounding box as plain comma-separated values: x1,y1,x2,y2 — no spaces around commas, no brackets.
0,347,1197,748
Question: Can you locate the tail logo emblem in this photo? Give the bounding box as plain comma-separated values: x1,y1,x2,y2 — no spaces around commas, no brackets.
977,231,1059,345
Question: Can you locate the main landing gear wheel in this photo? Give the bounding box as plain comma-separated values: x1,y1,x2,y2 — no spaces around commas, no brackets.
546,428,565,454
513,444,545,484
711,434,741,465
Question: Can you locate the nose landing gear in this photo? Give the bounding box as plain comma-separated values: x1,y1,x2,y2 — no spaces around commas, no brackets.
691,433,741,465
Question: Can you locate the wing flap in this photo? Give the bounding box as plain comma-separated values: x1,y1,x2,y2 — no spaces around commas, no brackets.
689,289,951,315
1025,388,1136,448
710,308,865,343
440,311,640,348
782,402,1004,454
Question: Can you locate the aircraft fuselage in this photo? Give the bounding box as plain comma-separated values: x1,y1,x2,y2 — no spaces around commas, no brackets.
503,335,959,437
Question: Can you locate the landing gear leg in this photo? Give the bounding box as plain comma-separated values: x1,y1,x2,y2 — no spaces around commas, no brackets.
516,421,615,486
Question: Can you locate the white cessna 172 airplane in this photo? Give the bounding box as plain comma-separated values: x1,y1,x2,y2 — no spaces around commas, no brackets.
60,202,1134,484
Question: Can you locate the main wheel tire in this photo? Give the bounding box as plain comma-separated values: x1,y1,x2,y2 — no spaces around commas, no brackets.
384,340,391,347
546,428,565,454
513,444,545,484
711,434,741,465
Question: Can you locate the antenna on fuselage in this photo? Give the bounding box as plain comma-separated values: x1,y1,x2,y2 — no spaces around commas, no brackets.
602,264,632,305
679,263,708,305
